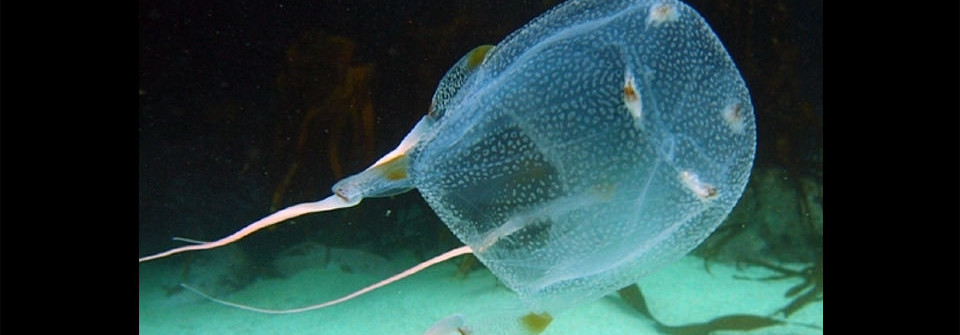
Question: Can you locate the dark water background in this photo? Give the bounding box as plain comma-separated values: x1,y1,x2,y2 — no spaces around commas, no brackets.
139,0,822,270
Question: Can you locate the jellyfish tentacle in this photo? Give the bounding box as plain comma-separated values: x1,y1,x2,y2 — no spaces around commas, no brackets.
138,195,360,262
182,245,474,314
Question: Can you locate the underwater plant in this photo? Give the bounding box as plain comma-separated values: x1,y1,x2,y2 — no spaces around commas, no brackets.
617,283,821,335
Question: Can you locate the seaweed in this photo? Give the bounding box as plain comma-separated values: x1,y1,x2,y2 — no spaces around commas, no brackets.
616,284,653,319
655,314,784,335
777,253,822,317
162,283,186,297
617,283,820,335
697,217,755,274
733,251,822,317
162,253,195,297
454,253,480,279
270,31,378,211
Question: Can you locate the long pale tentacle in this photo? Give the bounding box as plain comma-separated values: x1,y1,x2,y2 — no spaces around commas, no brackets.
182,245,474,314
139,195,360,262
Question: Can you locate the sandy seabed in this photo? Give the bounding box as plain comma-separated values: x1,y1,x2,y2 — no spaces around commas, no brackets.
139,251,822,335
